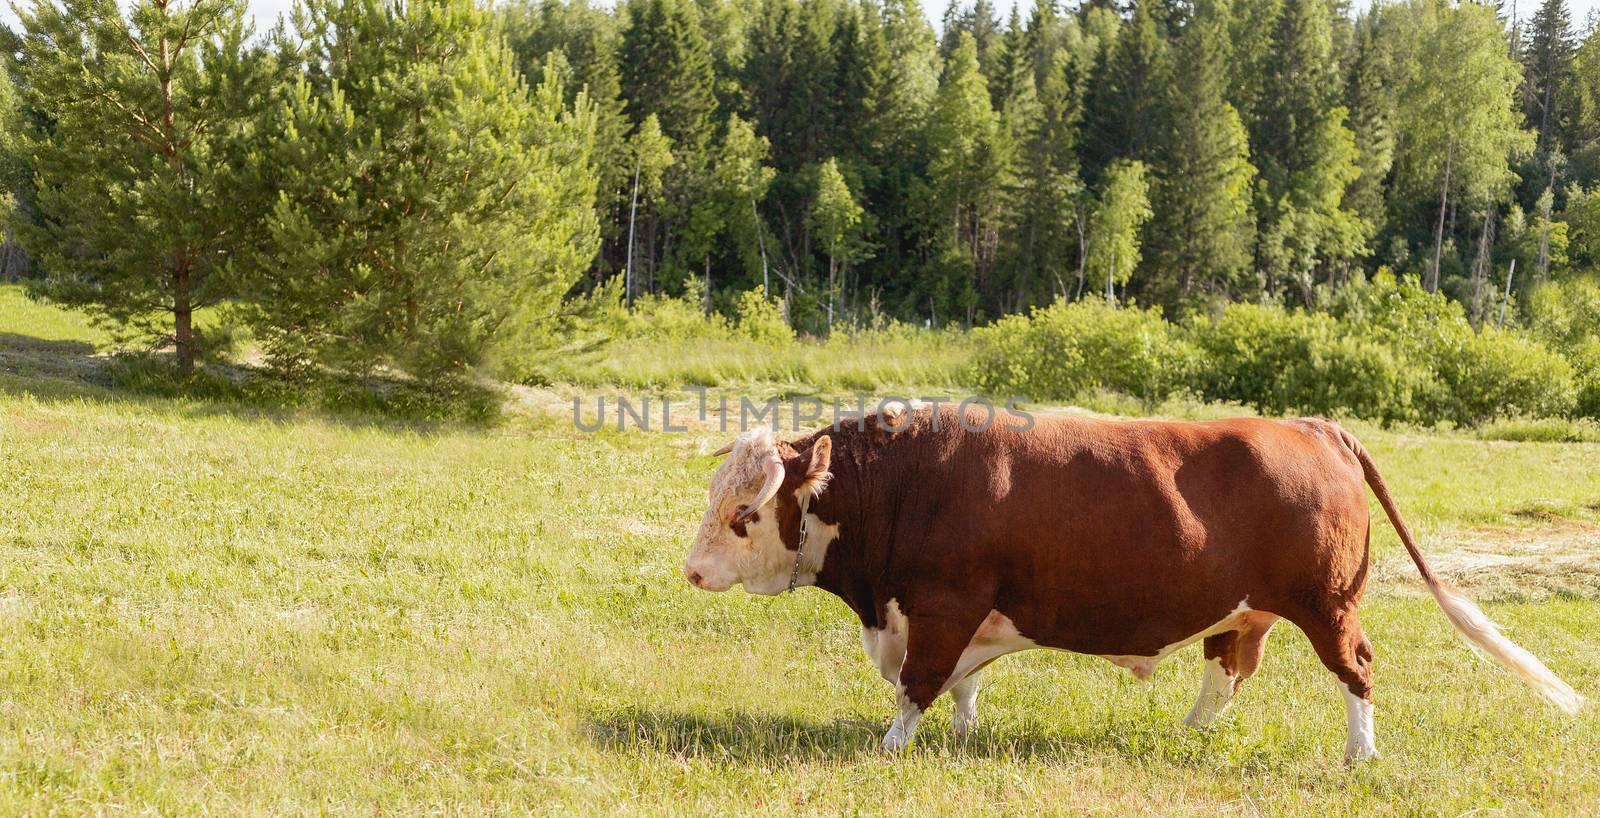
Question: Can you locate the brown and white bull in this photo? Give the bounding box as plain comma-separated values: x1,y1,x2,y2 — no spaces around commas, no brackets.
682,406,1584,762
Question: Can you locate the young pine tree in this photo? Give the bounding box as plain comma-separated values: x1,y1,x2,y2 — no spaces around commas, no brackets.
251,0,600,381
16,0,262,374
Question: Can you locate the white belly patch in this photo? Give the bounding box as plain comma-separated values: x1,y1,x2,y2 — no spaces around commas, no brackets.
1096,598,1255,679
861,598,1253,692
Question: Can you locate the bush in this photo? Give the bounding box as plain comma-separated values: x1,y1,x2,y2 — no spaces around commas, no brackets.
1525,277,1600,418
969,299,1194,404
1431,326,1576,425
1188,303,1419,422
735,287,794,344
1571,337,1600,419
608,292,734,342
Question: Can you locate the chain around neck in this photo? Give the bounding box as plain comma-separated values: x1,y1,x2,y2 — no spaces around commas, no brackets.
786,495,812,594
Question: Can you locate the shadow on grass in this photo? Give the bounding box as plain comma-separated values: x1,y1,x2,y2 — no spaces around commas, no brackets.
0,331,499,430
0,332,107,380
582,705,1255,768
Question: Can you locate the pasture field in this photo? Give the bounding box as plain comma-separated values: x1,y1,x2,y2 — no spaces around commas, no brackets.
1,291,1599,814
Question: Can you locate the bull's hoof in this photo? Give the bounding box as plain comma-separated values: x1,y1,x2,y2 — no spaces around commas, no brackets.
882,724,913,752
1343,743,1379,766
952,711,979,737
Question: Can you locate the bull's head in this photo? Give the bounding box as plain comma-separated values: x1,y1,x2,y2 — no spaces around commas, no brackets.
683,429,833,594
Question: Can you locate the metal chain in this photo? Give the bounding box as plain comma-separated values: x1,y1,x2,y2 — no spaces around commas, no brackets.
786,496,812,594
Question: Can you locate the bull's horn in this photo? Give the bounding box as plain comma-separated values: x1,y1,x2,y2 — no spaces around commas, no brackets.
740,453,785,521
711,443,733,456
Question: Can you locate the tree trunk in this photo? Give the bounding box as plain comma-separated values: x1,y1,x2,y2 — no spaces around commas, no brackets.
1075,208,1087,301
1498,258,1516,328
832,254,844,328
751,196,769,294
1536,176,1555,281
1429,140,1454,293
173,262,193,376
625,165,641,307
1468,208,1495,329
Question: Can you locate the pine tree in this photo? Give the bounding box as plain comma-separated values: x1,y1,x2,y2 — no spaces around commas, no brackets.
1251,0,1362,302
868,0,941,313
620,0,717,156
940,0,1001,73
1005,49,1084,308
15,0,262,374
1569,25,1600,161
1341,11,1396,248
1145,0,1257,310
504,0,631,279
1081,1,1169,183
1522,0,1576,152
1225,0,1282,127
928,32,1009,323
249,0,600,380
1023,0,1065,88
988,5,1030,111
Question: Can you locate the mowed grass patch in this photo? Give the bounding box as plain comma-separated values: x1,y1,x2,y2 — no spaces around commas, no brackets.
2,386,1599,814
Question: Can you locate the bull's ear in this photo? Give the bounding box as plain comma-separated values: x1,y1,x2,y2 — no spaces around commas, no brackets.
800,436,832,498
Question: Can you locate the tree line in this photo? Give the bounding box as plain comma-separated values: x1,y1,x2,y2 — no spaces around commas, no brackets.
2,0,1599,383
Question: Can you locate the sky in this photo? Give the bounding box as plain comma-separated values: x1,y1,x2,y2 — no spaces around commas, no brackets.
1,0,1598,48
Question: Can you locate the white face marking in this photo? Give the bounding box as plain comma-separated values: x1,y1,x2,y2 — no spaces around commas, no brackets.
683,432,838,595
1343,685,1378,763
1183,657,1237,729
1097,598,1254,679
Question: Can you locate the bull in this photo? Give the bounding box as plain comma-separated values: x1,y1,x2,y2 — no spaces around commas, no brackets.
682,406,1583,762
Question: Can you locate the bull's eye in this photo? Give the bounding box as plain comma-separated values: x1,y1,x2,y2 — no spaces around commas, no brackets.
729,505,756,538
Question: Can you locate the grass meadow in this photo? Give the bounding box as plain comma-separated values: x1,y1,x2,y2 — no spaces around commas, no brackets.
2,285,1600,814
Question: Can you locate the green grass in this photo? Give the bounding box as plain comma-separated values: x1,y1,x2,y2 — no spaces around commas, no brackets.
2,289,1599,814
535,331,972,393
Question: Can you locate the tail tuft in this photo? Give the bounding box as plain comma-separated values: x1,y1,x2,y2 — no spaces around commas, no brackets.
1431,582,1586,714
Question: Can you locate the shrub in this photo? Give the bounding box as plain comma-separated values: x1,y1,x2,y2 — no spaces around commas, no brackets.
1432,326,1577,425
610,292,734,342
735,287,795,345
969,299,1194,404
1187,303,1419,422
1571,337,1600,419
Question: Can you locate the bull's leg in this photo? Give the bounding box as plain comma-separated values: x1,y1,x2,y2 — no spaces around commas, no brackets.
883,607,988,752
1184,613,1279,729
950,671,981,736
1297,612,1377,764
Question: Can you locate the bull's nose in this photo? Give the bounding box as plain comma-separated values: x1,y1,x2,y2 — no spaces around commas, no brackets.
685,566,707,588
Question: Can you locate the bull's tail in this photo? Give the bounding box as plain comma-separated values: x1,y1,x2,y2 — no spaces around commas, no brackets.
1338,427,1585,714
